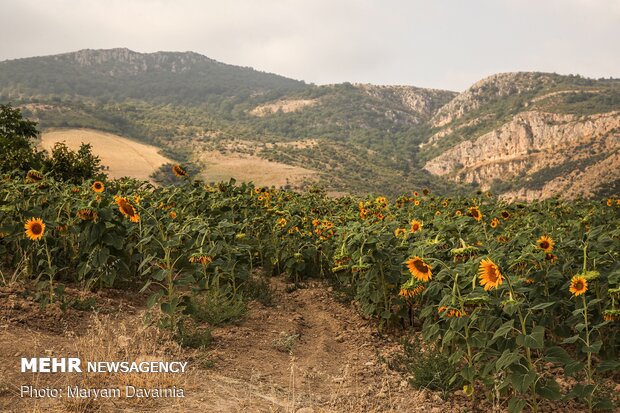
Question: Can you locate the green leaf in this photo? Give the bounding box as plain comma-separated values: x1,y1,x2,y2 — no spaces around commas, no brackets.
509,371,537,393
582,340,602,354
507,397,526,413
146,291,164,309
544,346,572,365
523,325,545,349
496,350,522,371
564,361,584,376
596,359,620,372
492,319,514,340
530,302,555,310
536,378,562,401
561,335,580,344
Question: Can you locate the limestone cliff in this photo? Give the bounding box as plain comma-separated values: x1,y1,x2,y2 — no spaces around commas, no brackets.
424,111,620,199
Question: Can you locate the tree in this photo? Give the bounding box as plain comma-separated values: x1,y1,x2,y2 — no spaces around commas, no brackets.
0,103,45,173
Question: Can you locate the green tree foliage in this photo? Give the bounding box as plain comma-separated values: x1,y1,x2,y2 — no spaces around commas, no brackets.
0,103,45,173
0,103,102,182
43,141,103,183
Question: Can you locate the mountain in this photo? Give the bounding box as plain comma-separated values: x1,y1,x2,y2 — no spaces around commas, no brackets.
1,49,618,198
420,72,620,199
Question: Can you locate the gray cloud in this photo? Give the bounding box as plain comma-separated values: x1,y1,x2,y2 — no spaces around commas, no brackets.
0,0,618,91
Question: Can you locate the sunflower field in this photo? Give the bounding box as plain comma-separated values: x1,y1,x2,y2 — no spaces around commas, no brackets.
1,168,619,412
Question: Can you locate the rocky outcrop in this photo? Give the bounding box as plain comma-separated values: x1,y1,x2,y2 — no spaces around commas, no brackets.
424,111,620,199
356,84,456,120
430,72,557,127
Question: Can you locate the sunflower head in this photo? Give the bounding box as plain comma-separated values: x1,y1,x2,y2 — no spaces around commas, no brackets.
410,219,423,233
172,164,188,177
455,210,462,217
24,217,45,241
394,228,407,238
77,208,99,222
490,218,500,228
406,256,432,282
478,258,503,291
501,211,510,220
569,276,587,297
26,169,44,183
92,181,105,193
537,235,554,252
468,206,482,221
117,197,140,223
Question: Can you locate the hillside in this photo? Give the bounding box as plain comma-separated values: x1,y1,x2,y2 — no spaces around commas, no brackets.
420,72,620,199
1,50,619,198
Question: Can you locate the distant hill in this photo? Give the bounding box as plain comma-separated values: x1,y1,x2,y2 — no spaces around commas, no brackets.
1,49,618,198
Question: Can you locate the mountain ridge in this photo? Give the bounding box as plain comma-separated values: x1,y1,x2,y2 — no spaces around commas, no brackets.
1,48,618,198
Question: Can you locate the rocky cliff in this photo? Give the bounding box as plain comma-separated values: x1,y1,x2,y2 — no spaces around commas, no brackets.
424,111,620,199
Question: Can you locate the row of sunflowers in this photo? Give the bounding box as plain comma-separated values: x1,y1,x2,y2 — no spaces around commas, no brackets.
1,166,619,411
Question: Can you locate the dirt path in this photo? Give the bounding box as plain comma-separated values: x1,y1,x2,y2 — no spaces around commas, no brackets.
0,279,593,412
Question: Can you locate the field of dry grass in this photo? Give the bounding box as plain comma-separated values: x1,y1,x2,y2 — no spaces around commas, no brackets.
194,150,317,189
40,129,173,183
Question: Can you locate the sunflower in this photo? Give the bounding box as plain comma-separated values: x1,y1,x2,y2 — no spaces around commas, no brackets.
394,228,407,238
478,258,503,291
422,188,430,196
607,198,613,207
189,255,213,265
501,211,510,220
91,181,105,193
414,199,420,206
569,276,587,297
116,197,140,223
435,211,441,216
77,208,99,221
400,284,425,298
24,217,45,241
490,218,500,228
413,191,419,197
438,306,465,318
545,252,557,264
603,309,620,322
537,235,554,252
455,210,462,217
410,219,423,233
172,164,188,177
442,200,449,208
376,213,385,220
26,169,44,183
169,211,177,219
277,217,287,227
406,256,432,282
468,206,482,221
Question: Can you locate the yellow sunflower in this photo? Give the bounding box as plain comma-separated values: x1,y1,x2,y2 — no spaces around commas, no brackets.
455,210,462,217
569,276,587,297
490,218,500,228
26,169,44,182
414,199,420,206
172,164,188,177
468,206,482,221
394,228,407,238
116,197,140,223
537,235,554,252
24,217,45,241
607,198,613,207
406,256,432,282
410,219,423,233
501,211,510,220
478,258,503,291
92,181,105,193
169,211,177,219
77,208,99,221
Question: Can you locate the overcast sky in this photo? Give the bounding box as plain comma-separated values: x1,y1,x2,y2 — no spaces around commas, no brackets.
0,0,618,91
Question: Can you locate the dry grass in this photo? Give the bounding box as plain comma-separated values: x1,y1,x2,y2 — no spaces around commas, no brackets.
194,150,317,188
40,129,173,183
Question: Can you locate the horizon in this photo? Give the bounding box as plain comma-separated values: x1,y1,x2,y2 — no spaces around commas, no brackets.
1,0,618,91
2,47,619,93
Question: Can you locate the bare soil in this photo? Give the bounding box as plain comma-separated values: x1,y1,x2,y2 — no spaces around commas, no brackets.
0,278,607,412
